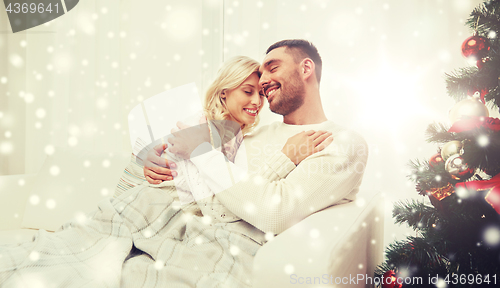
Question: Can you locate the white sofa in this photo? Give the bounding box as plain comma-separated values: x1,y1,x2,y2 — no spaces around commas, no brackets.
0,147,384,288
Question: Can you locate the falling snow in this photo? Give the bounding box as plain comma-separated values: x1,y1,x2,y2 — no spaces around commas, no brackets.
50,166,60,176
101,188,109,196
309,229,320,239
29,251,40,262
35,108,46,119
9,54,24,67
46,199,57,209
477,135,489,147
154,260,165,270
229,245,240,256
102,159,110,168
29,195,40,205
44,145,55,155
484,226,500,246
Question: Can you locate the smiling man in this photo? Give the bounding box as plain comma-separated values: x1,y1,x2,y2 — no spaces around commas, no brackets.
260,40,325,125
140,39,369,235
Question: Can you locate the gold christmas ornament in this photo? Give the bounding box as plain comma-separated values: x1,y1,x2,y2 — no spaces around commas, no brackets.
441,140,463,161
449,96,489,124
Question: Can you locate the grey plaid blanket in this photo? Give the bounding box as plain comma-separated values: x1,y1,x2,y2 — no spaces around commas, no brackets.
0,184,265,287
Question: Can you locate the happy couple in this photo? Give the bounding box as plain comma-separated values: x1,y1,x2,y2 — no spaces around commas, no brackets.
130,39,369,234
0,39,368,288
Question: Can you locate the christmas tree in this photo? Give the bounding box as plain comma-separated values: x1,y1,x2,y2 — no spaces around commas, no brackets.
375,1,500,287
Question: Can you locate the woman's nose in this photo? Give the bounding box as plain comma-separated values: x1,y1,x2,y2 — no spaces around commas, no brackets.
251,92,261,106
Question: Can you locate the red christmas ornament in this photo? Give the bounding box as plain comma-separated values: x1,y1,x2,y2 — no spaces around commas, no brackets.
455,173,500,214
382,270,403,288
448,116,500,133
461,35,490,59
429,153,443,168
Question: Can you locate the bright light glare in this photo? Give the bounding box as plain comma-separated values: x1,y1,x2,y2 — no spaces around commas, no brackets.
353,63,429,133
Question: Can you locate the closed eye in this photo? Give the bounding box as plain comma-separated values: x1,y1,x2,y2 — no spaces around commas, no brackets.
270,66,278,72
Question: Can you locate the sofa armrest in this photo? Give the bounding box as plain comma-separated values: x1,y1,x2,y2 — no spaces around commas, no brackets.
252,190,384,288
0,174,38,230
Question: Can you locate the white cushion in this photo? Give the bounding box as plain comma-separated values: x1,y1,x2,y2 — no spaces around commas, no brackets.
21,147,131,231
252,190,384,288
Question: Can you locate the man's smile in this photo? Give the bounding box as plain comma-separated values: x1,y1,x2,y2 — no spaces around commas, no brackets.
264,84,280,100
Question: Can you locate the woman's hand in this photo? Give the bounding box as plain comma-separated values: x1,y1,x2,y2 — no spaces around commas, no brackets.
281,130,333,165
168,121,211,160
143,143,177,184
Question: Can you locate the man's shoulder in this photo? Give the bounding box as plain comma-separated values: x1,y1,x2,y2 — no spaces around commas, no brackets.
323,122,368,154
324,121,365,141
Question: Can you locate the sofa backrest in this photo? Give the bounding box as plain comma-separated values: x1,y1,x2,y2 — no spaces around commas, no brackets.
20,147,131,231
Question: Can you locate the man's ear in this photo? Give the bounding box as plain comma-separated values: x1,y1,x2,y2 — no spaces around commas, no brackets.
301,58,315,81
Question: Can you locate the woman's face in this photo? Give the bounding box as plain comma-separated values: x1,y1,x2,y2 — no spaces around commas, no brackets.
223,72,264,127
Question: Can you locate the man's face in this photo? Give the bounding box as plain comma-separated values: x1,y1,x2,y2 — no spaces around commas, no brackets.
259,47,305,116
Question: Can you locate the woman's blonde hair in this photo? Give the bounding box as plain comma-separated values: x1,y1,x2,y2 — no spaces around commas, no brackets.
203,56,261,136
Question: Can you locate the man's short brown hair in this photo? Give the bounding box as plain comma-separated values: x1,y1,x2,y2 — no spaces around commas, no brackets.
266,39,322,83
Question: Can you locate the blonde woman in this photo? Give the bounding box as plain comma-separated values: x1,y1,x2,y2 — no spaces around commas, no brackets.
138,56,267,223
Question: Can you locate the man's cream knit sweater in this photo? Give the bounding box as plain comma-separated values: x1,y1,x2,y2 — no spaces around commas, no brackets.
190,120,368,235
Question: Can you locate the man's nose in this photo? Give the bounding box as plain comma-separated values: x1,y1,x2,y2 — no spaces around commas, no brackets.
259,72,270,88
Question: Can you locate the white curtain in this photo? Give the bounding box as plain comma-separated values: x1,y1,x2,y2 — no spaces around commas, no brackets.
0,0,223,174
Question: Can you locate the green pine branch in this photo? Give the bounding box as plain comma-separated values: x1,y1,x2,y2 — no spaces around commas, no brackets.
445,66,498,103
485,85,500,108
408,159,455,192
425,122,454,144
445,67,480,101
376,237,449,279
454,126,500,173
467,1,500,37
393,199,438,230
